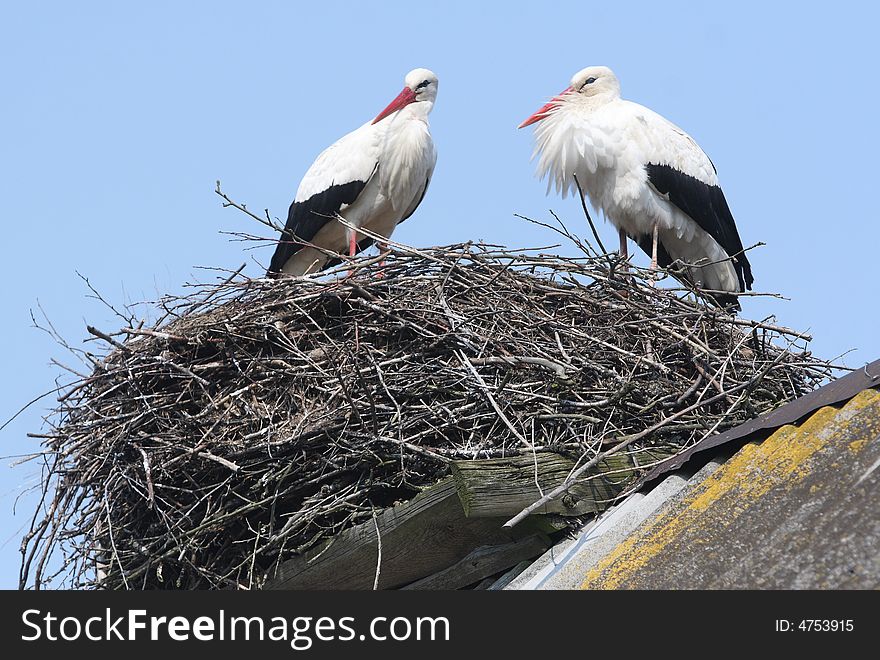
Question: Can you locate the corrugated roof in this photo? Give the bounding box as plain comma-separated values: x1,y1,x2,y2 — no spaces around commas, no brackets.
507,364,880,590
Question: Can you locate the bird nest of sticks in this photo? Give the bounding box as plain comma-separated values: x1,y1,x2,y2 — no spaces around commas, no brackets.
20,232,839,590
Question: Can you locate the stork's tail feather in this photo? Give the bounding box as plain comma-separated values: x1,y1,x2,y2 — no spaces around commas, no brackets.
267,235,299,278
634,233,745,313
737,256,755,292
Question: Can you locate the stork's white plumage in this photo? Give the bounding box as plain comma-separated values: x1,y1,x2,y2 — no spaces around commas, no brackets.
268,68,438,277
519,66,753,309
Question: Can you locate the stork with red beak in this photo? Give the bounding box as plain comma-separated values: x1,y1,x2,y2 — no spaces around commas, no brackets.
519,66,753,309
268,68,438,277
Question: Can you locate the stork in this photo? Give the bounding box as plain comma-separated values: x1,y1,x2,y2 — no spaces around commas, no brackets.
519,66,753,309
268,68,438,277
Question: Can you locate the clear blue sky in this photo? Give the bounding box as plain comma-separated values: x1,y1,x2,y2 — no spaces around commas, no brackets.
2,1,878,589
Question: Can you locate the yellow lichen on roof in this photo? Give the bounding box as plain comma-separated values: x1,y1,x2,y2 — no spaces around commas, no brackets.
581,387,880,589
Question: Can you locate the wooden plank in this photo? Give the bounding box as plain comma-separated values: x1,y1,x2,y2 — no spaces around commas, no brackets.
451,450,673,518
487,560,533,590
264,478,530,590
401,534,550,590
471,576,499,590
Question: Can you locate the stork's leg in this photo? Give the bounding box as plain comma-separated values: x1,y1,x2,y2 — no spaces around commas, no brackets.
650,223,659,270
615,228,632,297
346,232,358,277
649,222,659,287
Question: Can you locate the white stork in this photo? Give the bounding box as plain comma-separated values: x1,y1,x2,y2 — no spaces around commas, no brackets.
268,68,438,277
519,66,753,309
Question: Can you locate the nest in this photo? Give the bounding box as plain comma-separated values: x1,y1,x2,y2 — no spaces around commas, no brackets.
21,239,838,590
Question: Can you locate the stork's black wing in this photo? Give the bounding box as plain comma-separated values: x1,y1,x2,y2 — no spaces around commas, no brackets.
267,166,378,277
645,163,754,292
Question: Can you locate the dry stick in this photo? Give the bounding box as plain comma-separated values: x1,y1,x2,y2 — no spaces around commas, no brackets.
77,271,137,326
249,527,261,590
375,435,452,464
372,509,383,591
458,350,530,448
86,325,129,352
215,181,284,233
197,451,240,472
468,355,574,378
691,355,736,405
503,356,786,528
735,317,812,343
103,484,130,589
2,384,70,432
554,330,573,364
517,213,595,259
19,476,59,589
575,329,670,373
154,356,212,388
137,447,155,509
120,327,186,342
185,262,248,315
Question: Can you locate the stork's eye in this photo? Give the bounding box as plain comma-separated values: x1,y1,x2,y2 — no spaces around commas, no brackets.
581,77,597,89
415,80,430,90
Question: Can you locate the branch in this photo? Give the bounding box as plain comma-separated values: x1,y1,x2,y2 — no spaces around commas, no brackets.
215,180,284,233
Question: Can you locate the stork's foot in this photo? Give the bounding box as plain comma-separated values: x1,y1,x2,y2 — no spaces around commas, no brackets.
374,241,392,278
377,242,391,267
648,256,659,287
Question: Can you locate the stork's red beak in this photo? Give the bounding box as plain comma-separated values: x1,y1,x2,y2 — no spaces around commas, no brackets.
517,87,573,128
372,86,417,124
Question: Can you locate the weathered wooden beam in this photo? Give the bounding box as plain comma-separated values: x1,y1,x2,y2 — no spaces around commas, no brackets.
264,477,538,590
401,534,550,590
263,449,665,589
486,560,534,590
451,449,673,518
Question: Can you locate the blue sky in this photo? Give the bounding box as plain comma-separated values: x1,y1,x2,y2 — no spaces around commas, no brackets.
2,1,877,589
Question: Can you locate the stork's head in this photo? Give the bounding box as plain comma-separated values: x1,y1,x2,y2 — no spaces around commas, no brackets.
372,68,438,124
518,66,620,128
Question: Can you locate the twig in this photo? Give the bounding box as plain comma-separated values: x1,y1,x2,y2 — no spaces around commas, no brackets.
86,325,128,352
215,181,284,232
372,509,382,591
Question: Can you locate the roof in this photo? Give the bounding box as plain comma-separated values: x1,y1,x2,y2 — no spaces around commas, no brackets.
506,360,880,589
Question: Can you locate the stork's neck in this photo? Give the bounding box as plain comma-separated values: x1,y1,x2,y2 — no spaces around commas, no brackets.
562,90,618,115
396,100,433,125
